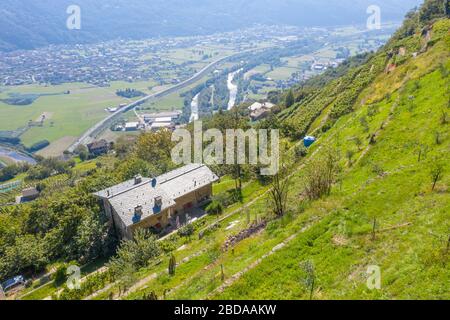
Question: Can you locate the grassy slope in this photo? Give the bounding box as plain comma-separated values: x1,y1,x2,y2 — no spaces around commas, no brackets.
27,18,448,301
214,24,450,300
99,19,448,301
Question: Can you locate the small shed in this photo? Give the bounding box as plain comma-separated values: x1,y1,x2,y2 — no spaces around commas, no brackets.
125,122,139,131
16,187,40,203
304,136,316,148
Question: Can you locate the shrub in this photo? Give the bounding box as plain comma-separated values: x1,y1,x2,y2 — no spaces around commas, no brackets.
294,145,308,159
54,264,68,286
206,200,224,215
178,224,194,237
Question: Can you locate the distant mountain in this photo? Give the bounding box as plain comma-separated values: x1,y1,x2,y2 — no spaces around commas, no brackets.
0,0,423,51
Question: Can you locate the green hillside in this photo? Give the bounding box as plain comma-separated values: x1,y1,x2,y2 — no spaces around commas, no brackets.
1,0,448,301
114,9,447,301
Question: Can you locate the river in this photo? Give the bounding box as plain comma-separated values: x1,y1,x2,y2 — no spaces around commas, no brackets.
0,146,36,165
189,68,242,121
227,68,243,110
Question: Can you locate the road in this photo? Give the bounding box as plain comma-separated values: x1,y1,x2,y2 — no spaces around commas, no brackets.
67,48,266,153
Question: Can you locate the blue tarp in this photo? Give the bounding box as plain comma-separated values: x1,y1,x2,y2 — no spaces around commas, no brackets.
304,136,316,148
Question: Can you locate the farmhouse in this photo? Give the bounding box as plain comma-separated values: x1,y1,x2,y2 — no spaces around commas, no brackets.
87,139,109,156
94,163,219,239
248,101,276,121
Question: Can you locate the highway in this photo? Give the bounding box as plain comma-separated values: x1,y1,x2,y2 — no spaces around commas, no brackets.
67,48,265,153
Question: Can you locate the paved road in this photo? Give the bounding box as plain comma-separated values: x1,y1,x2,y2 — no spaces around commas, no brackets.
68,48,266,153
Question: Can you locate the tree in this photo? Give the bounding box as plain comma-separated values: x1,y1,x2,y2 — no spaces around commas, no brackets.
142,291,158,300
353,137,363,151
114,135,137,159
268,163,290,218
206,200,224,215
74,145,89,161
346,150,355,167
136,130,175,173
107,229,161,280
304,148,341,200
117,157,155,181
285,89,295,108
168,254,176,276
430,160,444,191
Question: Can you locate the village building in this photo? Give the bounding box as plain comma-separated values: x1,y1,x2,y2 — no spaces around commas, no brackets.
143,111,182,123
125,122,140,131
93,163,219,239
248,101,276,121
87,139,109,156
150,122,174,131
16,187,40,204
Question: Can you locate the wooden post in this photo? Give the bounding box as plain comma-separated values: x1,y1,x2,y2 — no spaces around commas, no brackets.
221,264,225,282
372,218,377,240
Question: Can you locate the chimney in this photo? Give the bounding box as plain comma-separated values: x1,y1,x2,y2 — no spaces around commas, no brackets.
134,205,143,217
134,175,142,185
154,196,163,207
132,205,143,224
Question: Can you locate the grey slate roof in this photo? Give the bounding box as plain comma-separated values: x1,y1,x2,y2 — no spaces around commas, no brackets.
108,183,175,227
93,164,219,227
158,163,219,199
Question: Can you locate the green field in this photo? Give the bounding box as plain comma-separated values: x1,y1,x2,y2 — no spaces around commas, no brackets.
0,83,131,148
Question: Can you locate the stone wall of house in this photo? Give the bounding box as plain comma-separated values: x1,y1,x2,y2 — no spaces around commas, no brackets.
128,208,171,238
113,211,128,239
172,184,212,215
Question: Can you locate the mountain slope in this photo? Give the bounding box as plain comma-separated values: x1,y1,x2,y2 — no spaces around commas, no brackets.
0,0,422,51
122,5,449,300
216,46,450,300
210,5,449,300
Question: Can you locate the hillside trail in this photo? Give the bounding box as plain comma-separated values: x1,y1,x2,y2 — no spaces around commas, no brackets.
49,78,386,300
125,105,370,299
352,80,411,169
200,102,401,299
205,216,322,299
113,248,209,300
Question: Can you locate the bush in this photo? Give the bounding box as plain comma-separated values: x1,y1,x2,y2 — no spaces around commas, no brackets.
206,200,224,215
294,145,308,159
212,190,240,208
54,264,68,286
178,224,194,237
107,229,161,279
